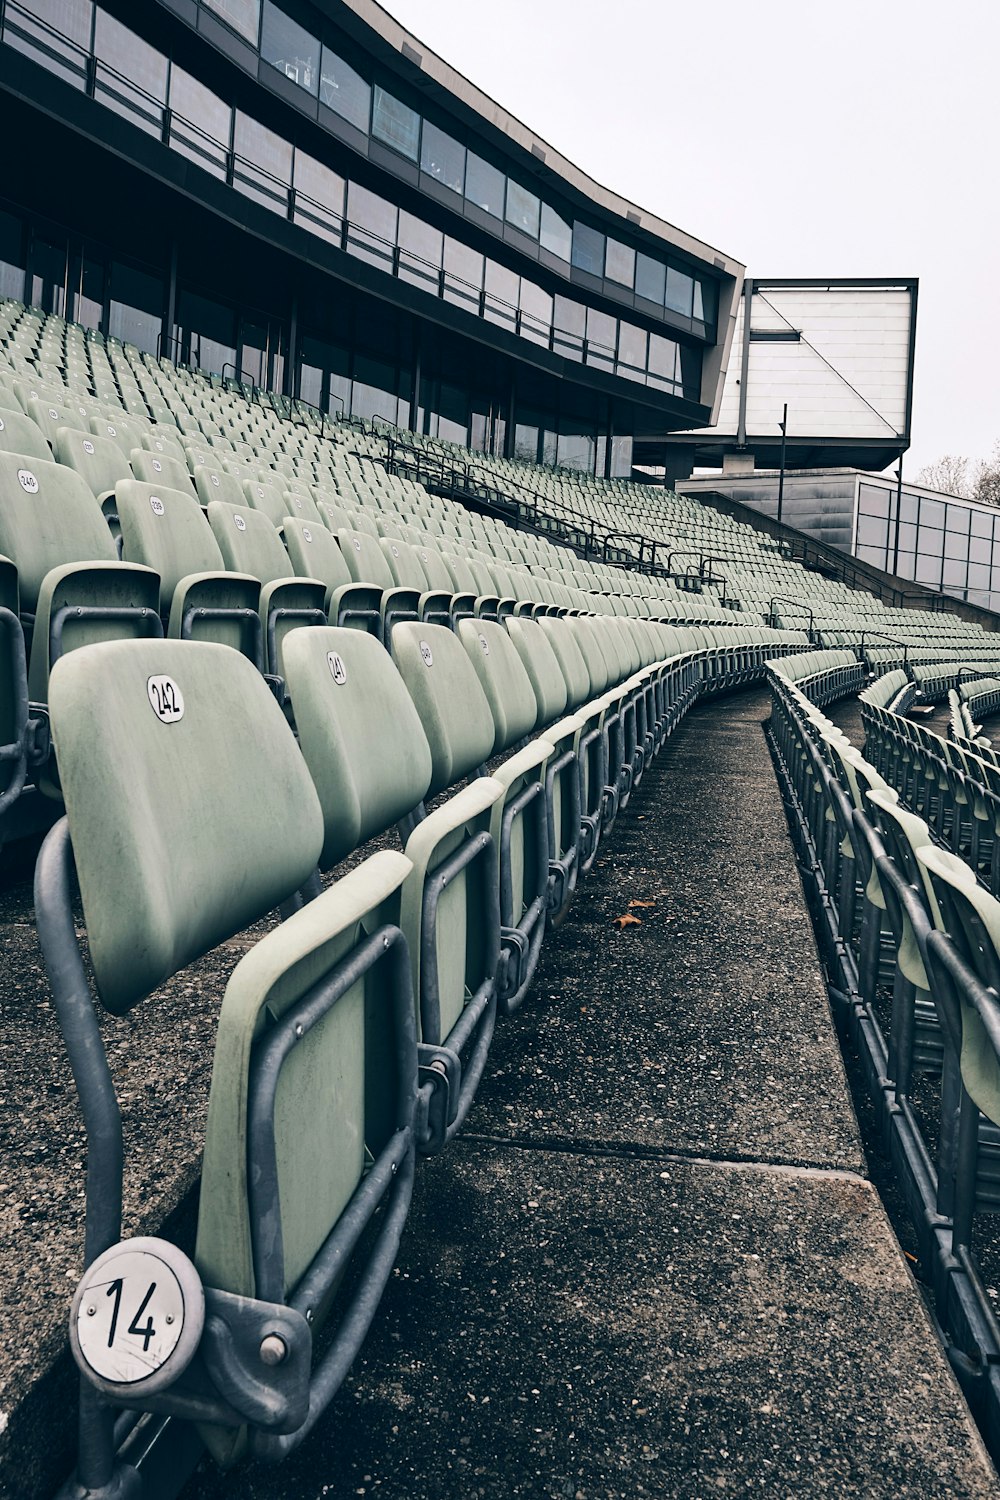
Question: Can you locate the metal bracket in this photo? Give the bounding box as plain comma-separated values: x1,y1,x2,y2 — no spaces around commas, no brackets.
416,1042,462,1155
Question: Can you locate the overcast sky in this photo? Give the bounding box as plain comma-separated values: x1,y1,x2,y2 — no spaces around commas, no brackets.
384,0,1000,477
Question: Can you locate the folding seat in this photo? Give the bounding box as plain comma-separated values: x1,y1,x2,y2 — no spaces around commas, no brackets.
0,453,160,780
283,625,501,1149
90,412,146,457
54,426,132,510
336,528,420,641
282,517,386,633
25,395,77,446
115,479,263,661
379,536,455,627
131,446,197,497
192,463,245,510
142,426,188,465
39,638,417,1481
0,552,27,824
207,501,326,689
0,406,52,462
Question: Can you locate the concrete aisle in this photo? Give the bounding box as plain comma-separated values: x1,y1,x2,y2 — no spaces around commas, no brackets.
174,690,997,1500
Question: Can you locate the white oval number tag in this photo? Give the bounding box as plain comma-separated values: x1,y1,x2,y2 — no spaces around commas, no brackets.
71,1238,204,1394
234,514,247,531
327,651,347,685
302,526,313,543
149,496,165,517
479,633,490,655
352,537,362,552
419,640,434,667
83,439,95,455
17,469,38,494
147,675,184,724
151,458,162,472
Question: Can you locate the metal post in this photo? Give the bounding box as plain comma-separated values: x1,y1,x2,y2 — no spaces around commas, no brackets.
891,455,904,575
777,403,787,526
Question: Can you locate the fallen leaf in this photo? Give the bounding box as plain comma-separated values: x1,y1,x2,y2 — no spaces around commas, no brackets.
613,913,642,929
628,900,656,909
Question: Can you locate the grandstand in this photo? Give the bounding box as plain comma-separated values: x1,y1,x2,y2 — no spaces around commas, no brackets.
4,2,1000,1498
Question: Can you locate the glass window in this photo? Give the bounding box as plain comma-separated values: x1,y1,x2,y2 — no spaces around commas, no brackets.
108,261,162,355
5,0,93,88
665,265,694,317
944,530,969,560
319,47,370,131
969,534,992,564
420,121,464,194
679,343,701,398
635,252,665,306
514,423,539,463
605,237,635,289
585,308,616,371
919,497,946,530
969,562,991,590
647,332,679,388
915,553,943,587
552,295,585,362
233,112,292,213
74,256,104,329
519,279,552,347
945,504,970,534
896,521,918,553
571,222,604,277
371,86,420,161
345,181,396,270
859,482,890,517
261,3,318,95
505,180,540,239
857,513,889,548
0,208,24,303
540,204,571,262
483,261,518,331
169,66,231,178
971,509,993,539
293,151,344,244
94,11,168,135
397,212,442,293
465,152,505,218
857,544,887,569
617,321,646,376
894,552,916,580
942,558,967,587
202,0,260,43
443,237,483,314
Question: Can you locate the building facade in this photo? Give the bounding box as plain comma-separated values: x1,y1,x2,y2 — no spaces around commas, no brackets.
0,0,744,476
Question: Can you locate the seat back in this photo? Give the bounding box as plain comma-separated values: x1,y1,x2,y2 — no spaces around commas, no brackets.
458,618,538,751
131,447,196,495
55,426,131,499
0,407,52,462
208,500,292,584
392,622,496,794
338,529,395,589
0,452,117,612
48,638,324,1014
506,616,569,727
117,479,227,610
283,518,354,593
193,464,245,510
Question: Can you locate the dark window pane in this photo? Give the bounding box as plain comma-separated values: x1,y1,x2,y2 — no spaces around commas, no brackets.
94,11,167,134
109,261,162,355
552,295,584,361
178,288,236,376
203,0,259,43
519,279,551,347
635,252,665,306
293,150,344,244
345,181,396,270
443,237,483,314
585,307,616,371
505,180,539,239
74,256,104,329
540,203,571,261
483,261,518,331
617,321,646,375
647,332,678,387
571,222,604,276
169,66,231,178
665,265,694,317
605,237,635,288
261,3,318,95
320,47,370,131
233,113,292,213
679,342,701,397
420,121,464,193
397,211,442,293
4,0,93,88
371,85,419,161
514,423,539,463
466,152,505,218
0,209,25,302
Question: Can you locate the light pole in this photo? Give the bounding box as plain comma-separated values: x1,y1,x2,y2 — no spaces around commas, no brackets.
891,455,904,577
777,403,788,526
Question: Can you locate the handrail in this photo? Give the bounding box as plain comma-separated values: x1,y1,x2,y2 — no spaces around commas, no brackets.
767,595,815,635
858,630,909,668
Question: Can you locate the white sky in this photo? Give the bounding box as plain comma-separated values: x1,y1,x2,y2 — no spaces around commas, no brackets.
383,0,1000,476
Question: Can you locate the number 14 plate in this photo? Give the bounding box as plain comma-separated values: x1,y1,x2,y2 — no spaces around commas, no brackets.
70,1237,205,1395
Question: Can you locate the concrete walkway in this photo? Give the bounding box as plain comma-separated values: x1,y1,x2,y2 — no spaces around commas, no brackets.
2,691,997,1498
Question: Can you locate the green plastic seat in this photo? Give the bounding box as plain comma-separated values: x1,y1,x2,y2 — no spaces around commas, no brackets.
0,407,53,462
40,637,416,1470
193,463,245,510
130,446,197,496
283,625,501,1148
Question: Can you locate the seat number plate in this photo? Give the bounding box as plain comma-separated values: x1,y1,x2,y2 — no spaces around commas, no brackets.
71,1240,204,1391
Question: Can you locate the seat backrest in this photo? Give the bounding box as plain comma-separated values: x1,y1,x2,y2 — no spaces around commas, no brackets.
131,447,196,495
207,500,292,584
91,413,145,456
283,626,433,866
117,478,226,610
283,517,353,591
143,427,187,465
392,621,496,795
49,637,324,1014
0,407,52,462
242,477,287,527
458,618,538,750
537,616,593,708
412,542,454,592
0,452,117,612
338,529,395,589
380,537,428,591
506,616,569,727
193,463,245,510
54,426,131,499
442,552,478,594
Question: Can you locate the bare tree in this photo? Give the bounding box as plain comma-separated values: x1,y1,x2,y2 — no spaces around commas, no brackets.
973,441,1000,507
915,454,973,497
